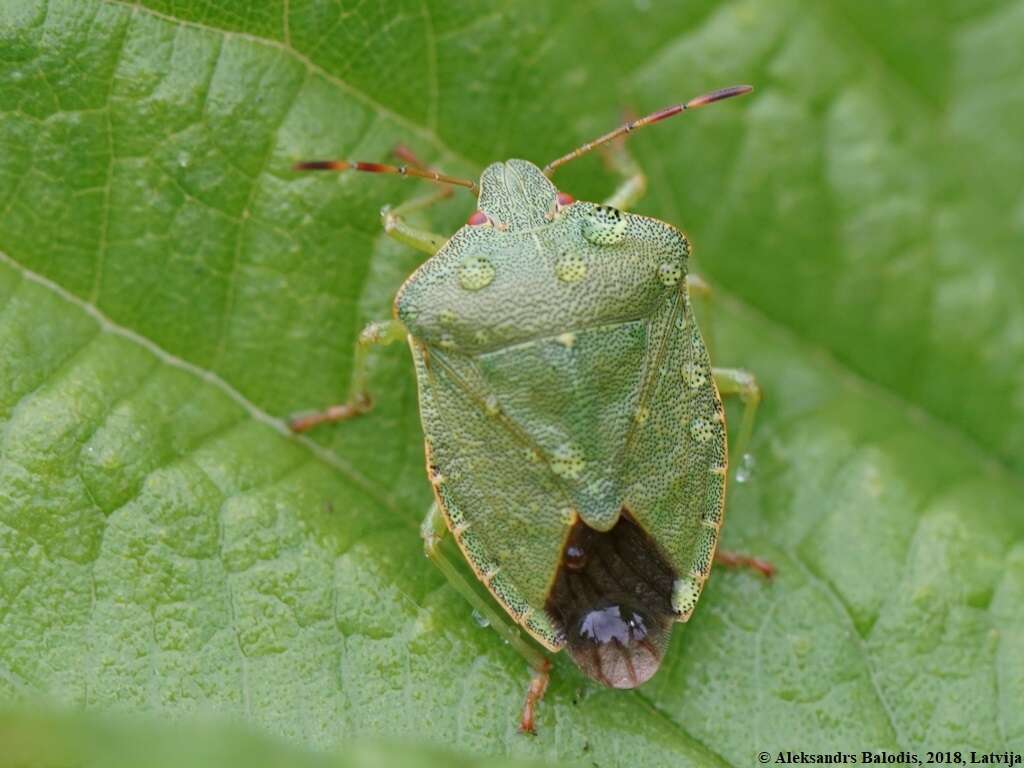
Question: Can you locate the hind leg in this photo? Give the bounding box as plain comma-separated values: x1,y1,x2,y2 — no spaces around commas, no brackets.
420,503,551,734
714,550,775,578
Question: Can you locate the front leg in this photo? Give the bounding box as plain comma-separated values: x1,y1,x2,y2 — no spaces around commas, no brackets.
380,201,449,255
601,139,647,211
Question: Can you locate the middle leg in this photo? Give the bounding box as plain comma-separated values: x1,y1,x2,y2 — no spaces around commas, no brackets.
713,366,762,467
711,366,772,578
288,319,406,432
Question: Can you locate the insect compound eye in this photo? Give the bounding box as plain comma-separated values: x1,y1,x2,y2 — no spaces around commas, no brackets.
581,204,627,245
466,209,489,226
556,191,575,207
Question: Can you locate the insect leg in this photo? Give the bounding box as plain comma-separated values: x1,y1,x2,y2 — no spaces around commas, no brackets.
381,199,450,255
711,368,774,579
420,503,549,671
518,662,551,735
714,550,775,579
380,145,460,255
711,367,761,467
294,147,471,256
597,127,648,211
420,503,552,733
288,319,406,432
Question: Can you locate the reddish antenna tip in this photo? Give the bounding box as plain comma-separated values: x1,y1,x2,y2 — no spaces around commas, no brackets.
685,84,753,109
544,83,755,176
293,160,348,171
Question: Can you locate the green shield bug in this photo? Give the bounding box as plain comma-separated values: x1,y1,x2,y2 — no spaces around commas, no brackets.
292,85,773,733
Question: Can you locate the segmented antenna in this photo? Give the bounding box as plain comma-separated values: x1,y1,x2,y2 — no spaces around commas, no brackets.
543,85,753,176
293,159,477,193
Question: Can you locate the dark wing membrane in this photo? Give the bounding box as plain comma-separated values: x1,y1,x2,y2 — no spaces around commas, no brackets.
545,513,679,688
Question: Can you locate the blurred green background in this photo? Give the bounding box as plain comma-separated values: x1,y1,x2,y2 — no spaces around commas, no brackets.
0,1,1022,766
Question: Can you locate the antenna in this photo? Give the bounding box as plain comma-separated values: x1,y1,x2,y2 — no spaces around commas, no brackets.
543,85,753,176
293,159,477,193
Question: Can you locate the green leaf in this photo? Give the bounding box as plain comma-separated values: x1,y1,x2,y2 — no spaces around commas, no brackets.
1,0,1022,765
0,704,544,768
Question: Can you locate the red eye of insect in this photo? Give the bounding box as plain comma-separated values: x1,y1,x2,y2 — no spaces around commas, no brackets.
467,210,489,226
557,191,574,206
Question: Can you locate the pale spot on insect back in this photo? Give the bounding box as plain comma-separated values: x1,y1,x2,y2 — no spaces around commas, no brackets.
550,443,585,480
555,251,587,283
523,447,542,463
682,362,707,389
672,576,702,619
690,416,716,443
658,262,682,287
458,255,495,290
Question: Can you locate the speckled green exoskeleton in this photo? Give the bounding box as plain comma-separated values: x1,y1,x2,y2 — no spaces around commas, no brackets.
291,85,772,734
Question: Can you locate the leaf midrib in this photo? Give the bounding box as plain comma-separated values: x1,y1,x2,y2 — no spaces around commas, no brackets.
0,249,405,520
